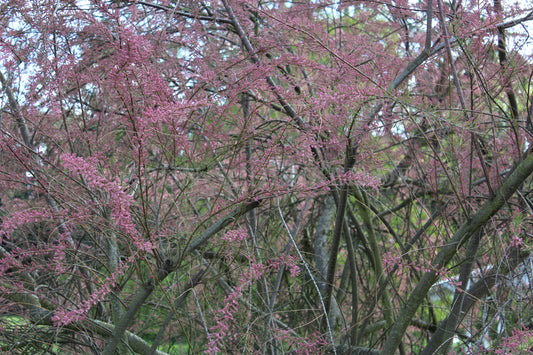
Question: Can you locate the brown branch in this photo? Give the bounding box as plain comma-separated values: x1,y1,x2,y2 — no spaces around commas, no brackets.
136,1,233,24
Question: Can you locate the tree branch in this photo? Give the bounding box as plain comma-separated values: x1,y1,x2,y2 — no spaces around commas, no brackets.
381,151,533,354
102,199,260,355
185,199,261,254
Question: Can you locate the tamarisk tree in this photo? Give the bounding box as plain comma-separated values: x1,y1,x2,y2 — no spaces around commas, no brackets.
1,0,533,353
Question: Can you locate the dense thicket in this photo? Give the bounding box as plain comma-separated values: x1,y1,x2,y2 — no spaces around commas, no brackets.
1,0,533,353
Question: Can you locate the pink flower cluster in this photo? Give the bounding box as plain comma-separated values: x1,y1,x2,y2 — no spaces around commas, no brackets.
491,325,533,354
51,266,127,326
